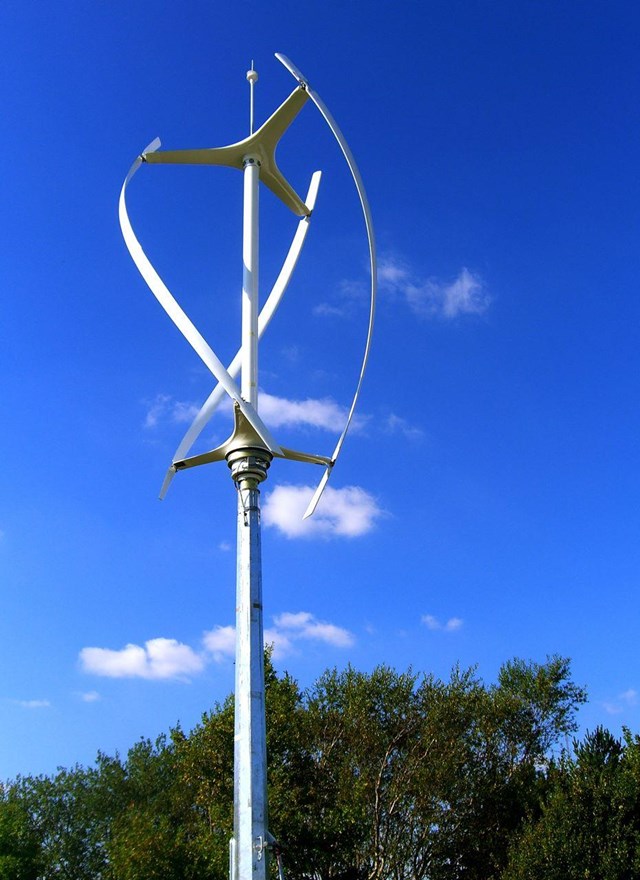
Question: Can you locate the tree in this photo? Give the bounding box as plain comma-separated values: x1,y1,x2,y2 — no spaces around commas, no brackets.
0,784,42,880
504,727,640,879
262,656,585,880
0,655,587,880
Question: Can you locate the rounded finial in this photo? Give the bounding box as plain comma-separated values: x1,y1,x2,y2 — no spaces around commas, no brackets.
246,62,258,84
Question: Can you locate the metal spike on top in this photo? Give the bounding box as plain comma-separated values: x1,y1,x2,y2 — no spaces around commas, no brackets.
246,61,258,135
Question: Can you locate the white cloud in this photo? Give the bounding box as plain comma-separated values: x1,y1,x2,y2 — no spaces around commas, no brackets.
80,613,354,682
15,699,51,709
313,279,367,317
603,702,622,715
80,638,205,681
428,268,489,319
604,688,638,714
379,257,411,288
304,253,491,323
263,484,383,539
259,393,359,433
422,614,463,633
384,413,424,440
144,394,200,429
209,612,354,662
202,625,236,662
218,541,232,552
79,691,101,703
170,399,201,423
379,256,490,320
313,301,350,317
274,611,354,647
263,627,293,660
144,390,364,437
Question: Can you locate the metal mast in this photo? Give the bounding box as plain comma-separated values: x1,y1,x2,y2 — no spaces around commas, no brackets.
228,62,271,880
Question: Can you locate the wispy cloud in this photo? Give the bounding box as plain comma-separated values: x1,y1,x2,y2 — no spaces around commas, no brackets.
144,394,200,429
422,614,464,633
604,688,638,715
202,625,236,662
143,391,363,435
313,278,367,318
14,699,51,709
313,278,368,318
274,611,354,647
262,627,294,659
259,393,365,433
79,638,205,681
314,256,488,321
78,691,101,703
263,484,383,539
380,256,490,320
383,413,424,441
206,612,354,662
313,301,351,318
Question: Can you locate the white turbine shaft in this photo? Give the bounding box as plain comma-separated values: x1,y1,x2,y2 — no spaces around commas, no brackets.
242,157,260,408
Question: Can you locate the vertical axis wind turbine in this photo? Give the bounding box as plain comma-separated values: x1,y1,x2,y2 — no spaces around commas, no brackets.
119,54,376,880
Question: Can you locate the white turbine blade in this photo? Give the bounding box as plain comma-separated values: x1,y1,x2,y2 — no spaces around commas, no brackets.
144,136,162,154
274,54,307,85
159,465,177,500
160,171,322,496
276,54,377,512
119,147,282,456
303,467,332,519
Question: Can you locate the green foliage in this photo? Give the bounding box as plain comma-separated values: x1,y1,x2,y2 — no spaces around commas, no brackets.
504,726,640,879
0,656,591,880
0,785,42,880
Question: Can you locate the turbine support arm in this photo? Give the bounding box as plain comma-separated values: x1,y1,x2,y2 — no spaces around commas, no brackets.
142,87,312,216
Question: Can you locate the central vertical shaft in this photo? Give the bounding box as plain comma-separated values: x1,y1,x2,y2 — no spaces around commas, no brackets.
241,156,260,408
230,148,270,880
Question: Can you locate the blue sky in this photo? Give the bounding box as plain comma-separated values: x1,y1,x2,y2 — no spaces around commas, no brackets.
2,0,640,780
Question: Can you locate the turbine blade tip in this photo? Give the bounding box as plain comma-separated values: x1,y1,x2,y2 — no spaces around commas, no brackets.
158,465,177,500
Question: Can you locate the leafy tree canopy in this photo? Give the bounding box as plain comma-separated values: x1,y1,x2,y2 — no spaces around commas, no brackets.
0,655,596,880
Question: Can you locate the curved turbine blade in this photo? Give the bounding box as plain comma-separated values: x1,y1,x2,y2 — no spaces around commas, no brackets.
276,54,377,516
159,170,322,499
119,146,282,457
303,467,332,519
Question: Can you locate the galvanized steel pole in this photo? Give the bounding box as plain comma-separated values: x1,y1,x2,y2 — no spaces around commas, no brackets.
228,448,270,880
